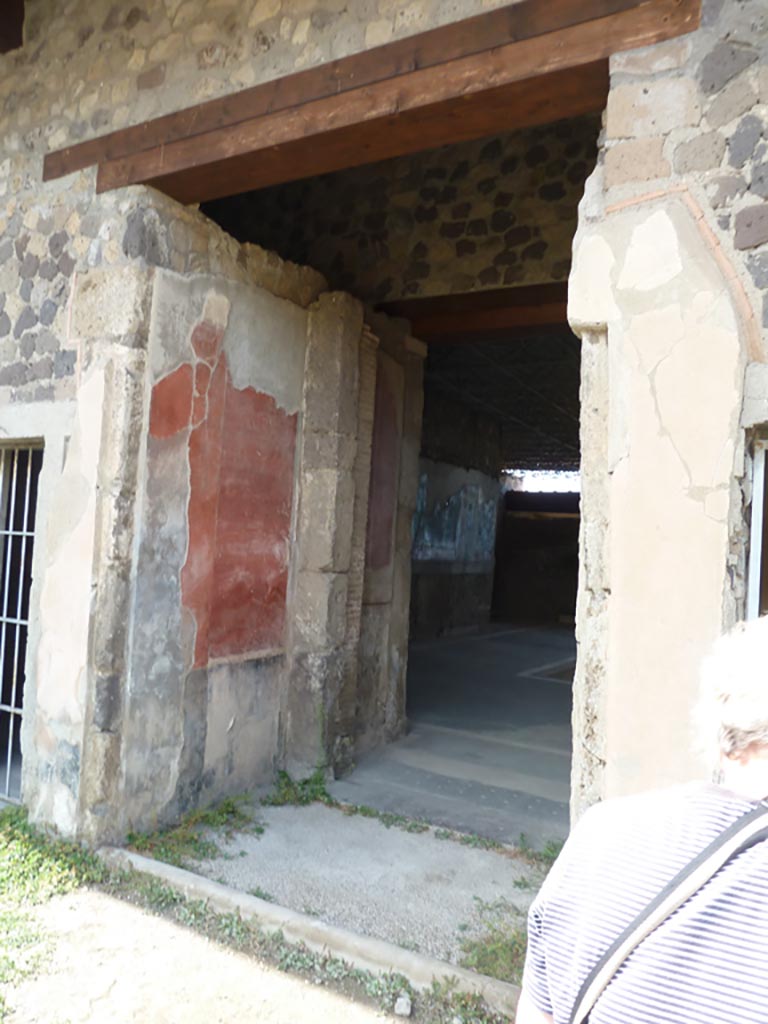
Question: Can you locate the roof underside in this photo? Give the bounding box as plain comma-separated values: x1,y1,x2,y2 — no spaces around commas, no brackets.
424,329,581,472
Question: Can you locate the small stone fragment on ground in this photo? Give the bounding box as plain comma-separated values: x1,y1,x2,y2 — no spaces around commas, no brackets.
394,991,412,1017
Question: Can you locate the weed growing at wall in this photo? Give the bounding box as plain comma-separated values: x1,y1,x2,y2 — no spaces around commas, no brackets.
127,795,263,867
261,768,336,806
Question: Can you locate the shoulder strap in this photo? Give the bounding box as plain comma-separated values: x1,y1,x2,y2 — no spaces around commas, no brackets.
568,799,768,1024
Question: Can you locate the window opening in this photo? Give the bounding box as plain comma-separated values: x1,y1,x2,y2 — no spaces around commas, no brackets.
747,440,768,620
0,445,43,803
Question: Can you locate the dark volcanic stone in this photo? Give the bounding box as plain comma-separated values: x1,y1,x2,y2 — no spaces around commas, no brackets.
734,204,768,249
728,114,763,169
699,41,757,95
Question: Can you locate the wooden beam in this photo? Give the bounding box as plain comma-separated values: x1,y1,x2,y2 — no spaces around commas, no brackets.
90,0,698,202
380,285,570,343
128,61,608,205
44,0,700,204
0,0,24,54
44,0,669,182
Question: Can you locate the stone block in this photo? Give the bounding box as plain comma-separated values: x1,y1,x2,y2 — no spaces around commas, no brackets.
727,113,764,169
673,131,726,173
293,571,348,650
752,162,768,200
705,74,757,128
297,469,355,572
610,37,691,75
606,79,700,140
72,266,154,342
698,41,758,96
304,292,363,436
747,252,768,289
707,174,746,208
301,430,357,472
741,363,768,427
604,138,671,187
734,205,768,250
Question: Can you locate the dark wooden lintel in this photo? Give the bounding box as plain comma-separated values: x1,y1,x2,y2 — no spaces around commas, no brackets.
379,284,570,343
0,0,24,54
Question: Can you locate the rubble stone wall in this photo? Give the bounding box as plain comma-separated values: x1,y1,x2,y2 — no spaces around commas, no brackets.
204,115,600,303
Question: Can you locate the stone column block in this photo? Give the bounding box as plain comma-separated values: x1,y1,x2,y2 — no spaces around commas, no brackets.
297,469,355,572
293,571,348,651
304,292,363,436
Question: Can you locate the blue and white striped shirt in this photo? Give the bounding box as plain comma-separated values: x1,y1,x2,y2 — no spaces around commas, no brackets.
523,783,768,1024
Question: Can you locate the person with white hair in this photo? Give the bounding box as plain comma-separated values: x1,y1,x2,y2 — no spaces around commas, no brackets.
516,616,768,1024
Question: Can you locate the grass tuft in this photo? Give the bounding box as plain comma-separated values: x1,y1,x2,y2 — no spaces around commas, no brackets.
127,795,261,867
261,768,336,808
459,898,528,986
0,805,108,1021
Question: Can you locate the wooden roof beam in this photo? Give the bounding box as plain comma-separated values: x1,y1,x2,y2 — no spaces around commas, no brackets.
42,0,700,204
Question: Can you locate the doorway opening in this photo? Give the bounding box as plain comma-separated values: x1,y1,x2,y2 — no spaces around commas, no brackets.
0,444,43,803
376,293,580,844
203,112,594,843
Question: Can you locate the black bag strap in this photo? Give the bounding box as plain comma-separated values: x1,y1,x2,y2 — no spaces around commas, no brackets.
568,799,768,1024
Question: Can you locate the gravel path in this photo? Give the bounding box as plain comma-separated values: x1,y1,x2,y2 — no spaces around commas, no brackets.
196,803,537,963
9,890,393,1024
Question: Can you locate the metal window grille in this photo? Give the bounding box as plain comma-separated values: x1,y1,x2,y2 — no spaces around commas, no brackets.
0,445,43,803
747,441,768,621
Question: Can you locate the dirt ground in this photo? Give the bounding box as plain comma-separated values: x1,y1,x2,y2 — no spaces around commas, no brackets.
7,889,394,1024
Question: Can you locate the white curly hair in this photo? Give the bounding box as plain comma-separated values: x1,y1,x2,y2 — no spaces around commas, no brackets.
697,616,768,765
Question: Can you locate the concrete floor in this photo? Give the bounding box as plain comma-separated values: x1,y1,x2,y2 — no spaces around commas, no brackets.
330,626,573,847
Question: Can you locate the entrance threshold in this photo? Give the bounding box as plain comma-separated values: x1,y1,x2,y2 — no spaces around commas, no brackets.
330,626,573,847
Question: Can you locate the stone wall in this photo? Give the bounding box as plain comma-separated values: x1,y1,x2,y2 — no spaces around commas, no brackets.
410,390,502,639
356,313,425,753
205,115,600,303
570,0,768,816
120,267,311,832
0,0,516,409
21,204,331,840
411,459,500,639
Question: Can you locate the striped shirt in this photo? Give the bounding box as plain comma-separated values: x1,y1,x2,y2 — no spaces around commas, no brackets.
523,782,768,1024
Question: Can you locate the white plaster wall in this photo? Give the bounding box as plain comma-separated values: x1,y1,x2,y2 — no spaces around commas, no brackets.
570,192,748,799
0,384,103,833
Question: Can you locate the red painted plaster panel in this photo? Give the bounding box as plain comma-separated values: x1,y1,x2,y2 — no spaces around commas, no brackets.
209,387,297,659
149,363,193,439
151,311,298,670
191,320,224,363
366,367,400,571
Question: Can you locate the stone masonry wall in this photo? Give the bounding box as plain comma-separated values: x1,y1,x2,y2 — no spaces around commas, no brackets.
205,115,600,303
3,0,509,833
0,0,514,408
569,0,768,817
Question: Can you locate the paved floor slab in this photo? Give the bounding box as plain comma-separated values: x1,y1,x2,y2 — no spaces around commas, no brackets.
331,627,573,846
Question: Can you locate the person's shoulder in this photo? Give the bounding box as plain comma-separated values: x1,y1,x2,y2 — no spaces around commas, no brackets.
574,781,717,837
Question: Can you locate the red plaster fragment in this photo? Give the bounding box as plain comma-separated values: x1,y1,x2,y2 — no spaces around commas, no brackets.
181,358,227,668
149,363,193,439
208,385,297,658
194,361,211,395
191,320,224,363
